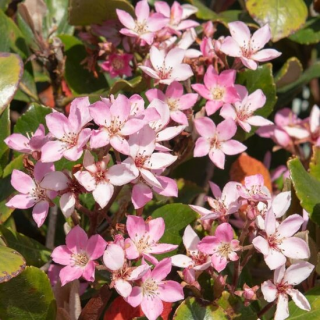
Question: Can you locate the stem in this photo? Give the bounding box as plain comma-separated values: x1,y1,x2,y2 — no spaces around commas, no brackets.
46,205,58,249
241,244,253,251
75,202,94,217
257,301,275,318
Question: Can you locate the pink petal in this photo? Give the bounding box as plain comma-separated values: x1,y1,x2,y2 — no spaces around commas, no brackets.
68,97,92,132
115,279,132,298
66,225,88,254
125,286,143,308
40,171,69,191
45,112,68,139
74,171,96,192
135,0,149,21
51,245,72,265
183,225,199,251
147,217,165,242
128,264,150,281
209,148,225,169
189,205,213,218
171,254,193,268
140,168,162,188
110,94,131,123
215,222,234,242
86,234,106,260
218,69,237,87
194,117,215,138
108,164,136,186
265,210,276,235
103,243,125,271
228,21,251,47
278,237,310,260
194,137,210,157
178,93,198,110
274,264,286,284
41,140,65,162
153,176,178,197
170,64,193,82
171,110,188,125
278,214,303,237
288,289,311,311
191,84,211,100
247,115,273,127
157,125,185,141
158,280,184,302
275,294,289,320
141,296,163,320
110,135,130,155
148,243,178,254
89,101,111,126
132,183,153,209
220,36,241,57
252,236,269,255
125,238,140,260
63,146,83,162
93,182,114,209
82,260,96,282
146,88,166,102
198,236,220,254
116,9,135,29
155,1,170,17
32,201,49,227
205,100,223,116
4,134,31,153
284,262,314,285
250,24,271,51
127,215,146,240
224,87,240,104
165,47,185,68
211,254,228,272
240,57,258,70
34,162,54,182
60,193,75,218
261,280,277,302
246,89,266,111
59,265,83,286
151,257,172,281
150,46,165,70
166,81,183,98
264,249,286,270
251,49,281,62
139,66,160,79
128,125,156,158
217,118,237,140
145,153,177,170
6,194,35,209
147,14,169,32
220,140,246,155
11,170,35,194
209,181,222,199
90,130,110,149
204,65,218,88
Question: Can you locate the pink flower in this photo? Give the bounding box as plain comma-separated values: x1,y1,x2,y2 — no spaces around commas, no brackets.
139,46,193,85
124,215,178,264
51,225,107,286
6,162,55,227
103,243,150,298
146,81,198,125
220,85,273,132
252,210,310,270
41,97,92,162
101,53,133,78
116,0,168,46
125,258,184,320
154,1,199,33
89,95,146,155
5,124,51,159
261,262,314,320
309,104,320,145
235,284,259,306
220,21,281,70
192,65,239,115
198,223,240,272
193,117,246,169
190,181,240,220
171,225,211,270
74,151,136,209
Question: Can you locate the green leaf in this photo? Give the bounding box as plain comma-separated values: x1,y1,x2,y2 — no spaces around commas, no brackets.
288,286,320,319
0,266,57,319
246,0,308,42
236,63,277,140
0,226,51,267
0,9,10,52
44,0,74,35
151,204,198,257
275,57,303,89
288,157,320,226
310,146,320,182
0,107,10,171
289,18,320,45
14,103,52,135
59,35,108,95
0,175,15,223
173,297,227,319
0,53,24,114
0,0,10,11
0,245,26,283
3,154,24,178
109,76,145,95
68,0,134,26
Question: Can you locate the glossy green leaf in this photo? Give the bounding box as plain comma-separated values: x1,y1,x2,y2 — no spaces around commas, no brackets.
310,147,320,182
0,245,26,283
59,35,108,95
275,57,303,89
246,0,308,42
288,157,320,226
0,266,57,319
3,154,24,178
236,63,277,140
288,286,320,319
0,53,24,114
14,103,52,135
109,76,145,95
68,0,134,26
289,18,320,45
174,297,227,319
0,107,10,171
0,8,10,51
0,176,15,224
151,204,198,257
0,226,51,267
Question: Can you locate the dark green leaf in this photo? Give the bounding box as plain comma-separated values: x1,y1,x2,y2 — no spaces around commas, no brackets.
0,107,10,171
0,0,10,11
14,103,52,135
173,297,227,319
109,76,145,95
0,266,57,319
3,155,24,178
0,9,10,51
309,146,320,182
288,157,320,226
0,245,26,283
236,63,277,140
289,18,320,45
246,0,308,42
0,53,24,114
59,35,108,95
288,286,320,319
0,175,15,223
68,0,134,25
151,204,198,257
